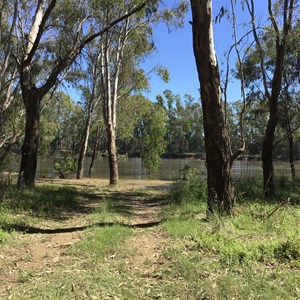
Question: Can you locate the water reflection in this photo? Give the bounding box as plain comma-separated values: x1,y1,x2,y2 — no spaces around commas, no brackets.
35,158,299,180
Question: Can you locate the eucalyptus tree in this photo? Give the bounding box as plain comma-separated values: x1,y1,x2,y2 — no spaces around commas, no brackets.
95,0,187,185
39,91,82,156
182,94,204,154
3,0,147,187
156,90,179,154
0,0,22,159
117,94,151,155
96,2,146,185
190,0,235,215
156,90,203,155
246,0,296,195
275,21,300,179
141,103,167,176
76,42,102,180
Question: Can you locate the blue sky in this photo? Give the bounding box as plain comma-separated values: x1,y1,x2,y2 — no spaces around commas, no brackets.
143,0,268,103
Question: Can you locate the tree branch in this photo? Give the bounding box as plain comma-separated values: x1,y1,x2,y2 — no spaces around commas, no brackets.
246,0,271,100
39,2,146,98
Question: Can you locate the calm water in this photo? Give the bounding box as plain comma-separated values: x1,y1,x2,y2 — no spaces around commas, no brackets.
34,157,300,180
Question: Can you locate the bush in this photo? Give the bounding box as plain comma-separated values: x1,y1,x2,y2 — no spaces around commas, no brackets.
54,156,77,179
170,167,206,205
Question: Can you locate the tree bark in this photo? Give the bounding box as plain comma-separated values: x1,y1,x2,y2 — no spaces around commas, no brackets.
100,16,129,186
76,114,92,179
107,124,119,185
190,0,234,215
88,125,101,178
262,38,287,195
283,95,295,180
15,1,146,188
18,87,41,188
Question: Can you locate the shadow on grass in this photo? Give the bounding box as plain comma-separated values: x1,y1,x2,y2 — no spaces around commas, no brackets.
9,220,162,235
101,191,169,218
1,182,171,234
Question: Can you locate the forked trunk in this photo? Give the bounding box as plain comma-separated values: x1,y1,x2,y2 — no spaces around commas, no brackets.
191,0,234,215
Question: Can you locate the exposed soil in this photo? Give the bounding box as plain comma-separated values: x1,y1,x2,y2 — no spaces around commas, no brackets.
0,179,172,298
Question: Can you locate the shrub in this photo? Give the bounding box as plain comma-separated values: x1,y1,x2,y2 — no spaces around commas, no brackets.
54,156,77,179
170,167,206,205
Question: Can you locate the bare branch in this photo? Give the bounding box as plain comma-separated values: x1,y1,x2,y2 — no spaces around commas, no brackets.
230,0,246,162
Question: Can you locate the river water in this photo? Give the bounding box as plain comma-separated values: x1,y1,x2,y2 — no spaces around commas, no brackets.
34,157,299,180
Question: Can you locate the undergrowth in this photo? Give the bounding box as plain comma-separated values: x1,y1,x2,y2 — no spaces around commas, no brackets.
160,173,300,299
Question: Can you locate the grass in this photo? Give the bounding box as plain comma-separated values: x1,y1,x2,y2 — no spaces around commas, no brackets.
3,185,84,214
1,174,300,299
77,225,133,262
7,226,136,300
157,174,300,299
0,181,85,239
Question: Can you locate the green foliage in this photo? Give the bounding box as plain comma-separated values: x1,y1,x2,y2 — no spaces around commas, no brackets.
156,66,170,83
54,156,77,179
141,106,167,175
156,90,204,155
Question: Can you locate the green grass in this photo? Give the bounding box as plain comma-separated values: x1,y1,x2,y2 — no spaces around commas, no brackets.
157,175,300,299
89,197,130,225
0,183,85,241
3,185,84,214
7,224,135,300
0,228,9,243
1,176,300,299
77,225,133,262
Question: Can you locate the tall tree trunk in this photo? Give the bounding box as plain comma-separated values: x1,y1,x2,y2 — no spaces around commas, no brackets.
261,115,277,195
76,114,92,179
288,135,295,180
190,0,234,215
248,0,295,195
88,125,101,178
262,46,285,195
283,95,295,180
106,124,119,185
18,88,41,188
101,16,128,186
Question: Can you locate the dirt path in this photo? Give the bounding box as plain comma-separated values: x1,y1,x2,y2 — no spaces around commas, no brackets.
0,179,171,298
